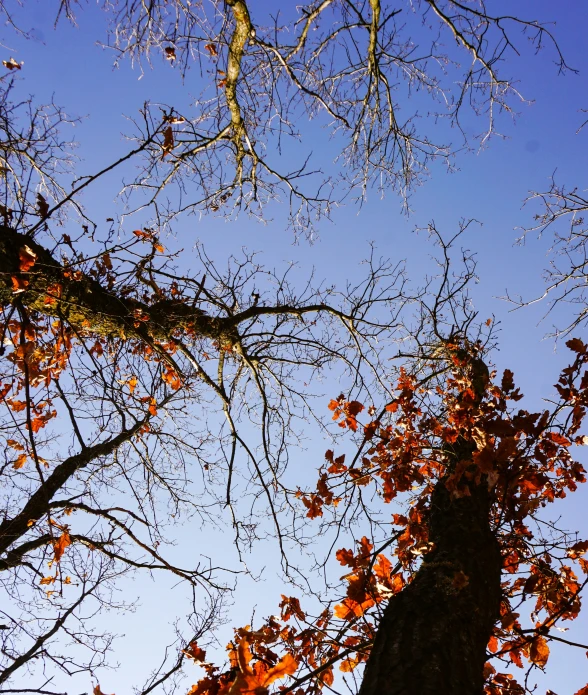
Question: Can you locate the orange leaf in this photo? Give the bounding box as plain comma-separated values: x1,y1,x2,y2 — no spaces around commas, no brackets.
574,687,588,695
7,439,24,451
53,528,71,563
94,685,114,695
487,635,499,653
13,453,27,469
11,276,29,294
263,653,298,686
148,398,158,417
19,245,37,272
183,642,207,663
529,635,549,668
320,667,334,687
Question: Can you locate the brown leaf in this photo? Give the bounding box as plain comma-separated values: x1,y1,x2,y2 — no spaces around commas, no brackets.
204,43,218,57
165,46,176,61
36,193,50,219
529,635,549,668
19,245,37,272
94,685,114,695
13,453,27,469
3,57,22,70
183,642,206,662
162,126,174,157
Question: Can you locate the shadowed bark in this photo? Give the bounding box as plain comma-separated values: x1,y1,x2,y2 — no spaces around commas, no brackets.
359,475,501,695
359,355,502,695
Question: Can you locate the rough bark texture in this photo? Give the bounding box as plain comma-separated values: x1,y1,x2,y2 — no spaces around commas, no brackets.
359,453,501,694
359,350,500,695
0,226,238,344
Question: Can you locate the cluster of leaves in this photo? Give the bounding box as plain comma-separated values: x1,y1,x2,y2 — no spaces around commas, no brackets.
183,339,588,695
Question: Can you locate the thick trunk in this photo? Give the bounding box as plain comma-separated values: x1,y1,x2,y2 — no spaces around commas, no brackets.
359,470,501,695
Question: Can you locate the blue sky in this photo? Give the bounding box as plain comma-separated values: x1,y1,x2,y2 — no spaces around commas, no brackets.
2,1,588,693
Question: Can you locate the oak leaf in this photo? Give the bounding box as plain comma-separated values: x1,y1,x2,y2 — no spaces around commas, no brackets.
13,453,27,469
529,635,549,667
53,528,71,563
183,642,206,662
19,245,37,272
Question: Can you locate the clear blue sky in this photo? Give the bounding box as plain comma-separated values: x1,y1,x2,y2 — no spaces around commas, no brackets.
2,1,588,693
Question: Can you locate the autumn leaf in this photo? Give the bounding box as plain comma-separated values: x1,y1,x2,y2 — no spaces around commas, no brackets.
319,667,334,687
568,540,588,559
165,46,176,61
226,632,298,695
3,57,22,70
94,685,114,695
183,642,206,662
162,126,174,157
7,439,24,451
162,367,181,390
204,43,218,57
279,595,305,622
148,398,158,417
566,338,587,354
482,662,495,679
40,575,55,585
53,528,71,563
501,369,515,393
574,686,588,695
340,656,360,673
36,193,50,219
19,245,37,272
263,653,298,686
529,635,549,668
11,276,29,294
13,453,27,469
30,409,57,433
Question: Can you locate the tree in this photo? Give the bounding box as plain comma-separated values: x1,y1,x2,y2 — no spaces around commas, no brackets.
0,2,586,694
173,236,588,695
2,1,572,235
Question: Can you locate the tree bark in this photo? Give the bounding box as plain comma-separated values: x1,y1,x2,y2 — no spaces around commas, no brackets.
359,455,501,695
0,225,240,344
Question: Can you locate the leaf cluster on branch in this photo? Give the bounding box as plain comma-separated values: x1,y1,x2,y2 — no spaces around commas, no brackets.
0,2,587,695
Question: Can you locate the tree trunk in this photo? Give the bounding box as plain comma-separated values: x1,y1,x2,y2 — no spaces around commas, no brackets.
359,469,501,695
